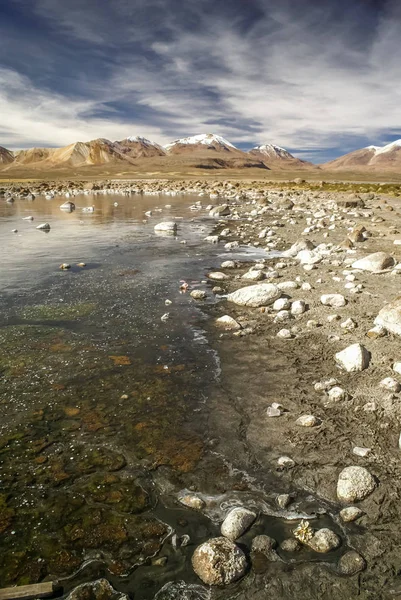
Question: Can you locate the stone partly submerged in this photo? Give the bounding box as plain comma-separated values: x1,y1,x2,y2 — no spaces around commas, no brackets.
351,252,395,273
192,537,247,585
65,579,128,600
154,221,177,234
36,222,51,230
227,283,281,307
154,581,210,600
220,507,257,541
374,296,401,336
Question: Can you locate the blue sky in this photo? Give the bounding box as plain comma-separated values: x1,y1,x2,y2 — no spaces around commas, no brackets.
0,0,401,162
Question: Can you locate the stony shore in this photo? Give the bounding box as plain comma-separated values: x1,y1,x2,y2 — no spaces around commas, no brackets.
3,178,401,599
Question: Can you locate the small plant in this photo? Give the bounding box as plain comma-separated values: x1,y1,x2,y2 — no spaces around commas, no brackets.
293,519,314,543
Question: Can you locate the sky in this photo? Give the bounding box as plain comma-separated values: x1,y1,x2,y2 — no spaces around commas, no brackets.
0,0,401,162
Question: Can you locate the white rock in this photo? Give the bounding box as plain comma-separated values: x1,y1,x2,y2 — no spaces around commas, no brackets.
277,281,299,291
341,318,357,330
179,494,206,510
221,261,236,268
205,235,220,244
190,290,207,300
374,297,401,336
291,300,306,315
335,344,371,372
277,329,292,339
393,362,401,375
154,221,177,233
208,272,229,281
209,204,230,217
379,377,401,393
191,537,247,585
274,310,291,322
277,456,295,468
273,298,291,311
339,507,363,523
296,415,318,427
267,406,282,417
297,250,323,265
216,315,241,331
352,252,395,273
367,325,387,338
227,283,281,307
307,529,341,553
283,239,315,258
337,466,376,502
36,222,51,230
321,294,347,308
221,507,256,541
314,378,338,392
241,270,265,281
302,282,312,291
328,386,348,402
353,447,371,457
161,313,169,322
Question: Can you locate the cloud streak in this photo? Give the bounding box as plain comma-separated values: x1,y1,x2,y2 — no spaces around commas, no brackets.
1,0,401,161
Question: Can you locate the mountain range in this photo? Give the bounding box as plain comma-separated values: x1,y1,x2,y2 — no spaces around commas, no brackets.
1,133,401,174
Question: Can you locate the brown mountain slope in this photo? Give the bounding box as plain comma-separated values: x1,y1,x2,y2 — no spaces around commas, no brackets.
0,146,14,164
249,144,317,170
115,136,166,158
321,140,401,171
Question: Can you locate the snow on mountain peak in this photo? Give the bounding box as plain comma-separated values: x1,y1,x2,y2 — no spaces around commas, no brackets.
164,133,237,150
366,139,401,155
253,144,292,158
126,136,157,145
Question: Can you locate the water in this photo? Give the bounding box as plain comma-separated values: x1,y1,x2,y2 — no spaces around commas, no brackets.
0,193,346,599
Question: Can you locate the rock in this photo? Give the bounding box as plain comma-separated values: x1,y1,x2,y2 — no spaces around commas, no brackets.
379,377,401,392
297,250,323,265
277,281,299,291
314,378,338,391
154,221,177,233
374,297,401,336
393,362,401,375
341,318,357,330
216,315,241,331
242,270,265,281
339,506,363,523
291,300,306,315
352,252,395,273
276,494,291,509
280,538,301,552
59,263,71,270
283,239,315,258
208,272,229,281
367,325,387,338
179,494,206,511
338,551,366,575
274,310,291,322
307,528,341,553
227,283,281,307
273,298,291,311
277,329,292,339
36,222,51,230
336,195,365,209
190,290,207,300
251,535,277,553
277,456,295,468
348,225,366,243
65,580,128,600
161,313,169,322
296,414,319,427
191,537,247,585
266,406,282,417
209,204,230,217
335,343,371,372
204,235,220,243
221,260,236,268
328,386,348,401
321,294,347,308
155,581,209,600
353,446,371,457
337,466,376,502
221,507,256,540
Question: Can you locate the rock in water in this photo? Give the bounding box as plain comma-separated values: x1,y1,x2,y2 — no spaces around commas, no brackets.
227,283,281,307
154,221,177,233
209,204,230,217
337,466,376,502
351,252,395,273
307,528,341,553
155,581,209,600
65,580,128,600
335,343,371,372
374,297,401,336
338,551,366,575
36,222,51,230
221,507,256,540
192,537,247,585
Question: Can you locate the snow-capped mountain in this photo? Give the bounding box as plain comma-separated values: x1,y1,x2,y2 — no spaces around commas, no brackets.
322,139,401,171
165,133,238,153
249,143,316,170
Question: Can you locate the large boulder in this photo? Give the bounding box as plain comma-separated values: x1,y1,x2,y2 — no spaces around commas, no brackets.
192,537,247,585
352,252,395,273
221,507,256,540
374,297,401,336
335,343,371,372
337,466,376,502
227,283,281,307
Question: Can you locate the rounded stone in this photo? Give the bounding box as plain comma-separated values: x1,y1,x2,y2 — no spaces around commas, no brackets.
337,466,376,503
192,537,247,585
338,551,366,575
280,538,301,552
307,528,341,553
251,535,277,554
296,414,318,427
339,506,363,523
221,507,256,541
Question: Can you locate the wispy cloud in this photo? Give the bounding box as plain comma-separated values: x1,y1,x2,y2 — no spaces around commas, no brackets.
1,0,401,161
